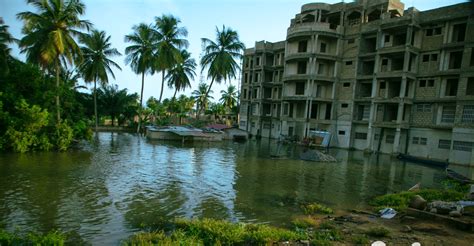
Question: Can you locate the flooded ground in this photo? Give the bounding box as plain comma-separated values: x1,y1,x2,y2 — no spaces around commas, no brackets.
0,132,450,244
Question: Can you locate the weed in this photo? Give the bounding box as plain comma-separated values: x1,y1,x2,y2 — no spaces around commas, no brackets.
302,203,334,215
365,227,390,237
352,234,370,245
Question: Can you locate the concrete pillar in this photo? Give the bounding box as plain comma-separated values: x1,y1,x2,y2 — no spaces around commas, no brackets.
393,128,401,153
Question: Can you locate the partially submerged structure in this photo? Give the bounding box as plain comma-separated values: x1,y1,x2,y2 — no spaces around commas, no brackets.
239,0,474,165
146,126,223,142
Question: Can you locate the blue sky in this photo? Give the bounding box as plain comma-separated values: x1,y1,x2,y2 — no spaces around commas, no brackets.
1,0,467,103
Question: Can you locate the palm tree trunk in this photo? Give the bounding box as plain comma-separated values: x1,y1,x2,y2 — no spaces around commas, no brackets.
173,88,178,100
55,59,61,123
94,78,98,132
158,70,166,102
200,77,215,115
137,72,145,134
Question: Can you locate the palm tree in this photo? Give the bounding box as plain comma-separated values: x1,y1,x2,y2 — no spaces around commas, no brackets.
97,84,139,126
219,84,238,113
78,30,122,132
124,23,159,132
154,14,189,102
0,18,17,76
166,50,196,100
17,0,92,123
192,82,213,114
199,25,244,114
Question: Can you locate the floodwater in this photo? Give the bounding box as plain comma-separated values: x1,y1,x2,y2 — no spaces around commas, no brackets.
0,132,451,244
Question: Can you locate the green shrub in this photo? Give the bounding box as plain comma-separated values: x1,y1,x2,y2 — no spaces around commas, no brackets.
292,217,318,229
53,121,74,151
0,229,65,245
352,234,369,245
365,227,390,237
125,218,306,245
302,203,334,215
371,189,465,211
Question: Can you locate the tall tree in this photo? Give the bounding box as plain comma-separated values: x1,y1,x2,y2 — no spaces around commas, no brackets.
97,84,138,126
0,18,17,76
78,30,121,132
17,0,92,122
192,82,213,114
199,25,244,115
219,84,237,112
124,23,158,132
166,50,196,100
154,14,189,102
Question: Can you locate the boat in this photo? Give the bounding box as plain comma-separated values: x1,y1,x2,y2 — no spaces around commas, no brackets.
446,168,473,184
396,153,448,168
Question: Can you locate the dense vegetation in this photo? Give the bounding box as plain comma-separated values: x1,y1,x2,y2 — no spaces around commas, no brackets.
0,0,244,152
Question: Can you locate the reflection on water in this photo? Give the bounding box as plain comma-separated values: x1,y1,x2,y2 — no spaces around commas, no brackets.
0,132,453,244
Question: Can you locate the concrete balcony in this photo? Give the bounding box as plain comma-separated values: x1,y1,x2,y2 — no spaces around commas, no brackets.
285,52,312,62
373,97,413,104
282,95,307,100
287,22,340,40
373,121,409,129
283,74,311,81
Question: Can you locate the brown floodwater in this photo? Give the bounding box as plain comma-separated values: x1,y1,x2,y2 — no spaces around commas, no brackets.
0,132,451,244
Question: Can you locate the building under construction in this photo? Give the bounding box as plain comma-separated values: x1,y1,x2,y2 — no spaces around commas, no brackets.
239,0,474,165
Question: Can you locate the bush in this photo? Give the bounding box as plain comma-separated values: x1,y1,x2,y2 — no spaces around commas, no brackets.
301,203,334,215
371,189,465,211
0,229,65,245
124,218,306,245
352,234,370,245
292,217,318,229
54,121,74,151
365,227,390,237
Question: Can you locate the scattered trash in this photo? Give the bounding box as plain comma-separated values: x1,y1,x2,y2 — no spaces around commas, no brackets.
408,182,420,191
379,208,397,219
299,149,337,162
427,201,463,215
411,242,421,246
371,241,386,246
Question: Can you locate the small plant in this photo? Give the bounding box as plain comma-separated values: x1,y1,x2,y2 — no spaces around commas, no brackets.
292,217,318,229
0,229,66,245
365,227,390,237
312,227,342,242
301,203,334,215
371,189,465,212
352,234,370,245
125,218,307,245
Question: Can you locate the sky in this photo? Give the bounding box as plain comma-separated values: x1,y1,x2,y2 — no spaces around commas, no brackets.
0,0,468,104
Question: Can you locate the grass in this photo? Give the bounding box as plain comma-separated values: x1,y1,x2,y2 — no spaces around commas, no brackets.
365,227,391,237
124,218,307,245
352,234,370,245
291,217,319,229
371,188,465,211
0,229,66,245
301,202,334,215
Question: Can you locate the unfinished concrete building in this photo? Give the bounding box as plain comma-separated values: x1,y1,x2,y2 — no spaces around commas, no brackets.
239,0,474,165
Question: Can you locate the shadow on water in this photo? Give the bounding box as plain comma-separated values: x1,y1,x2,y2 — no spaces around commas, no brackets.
0,133,463,244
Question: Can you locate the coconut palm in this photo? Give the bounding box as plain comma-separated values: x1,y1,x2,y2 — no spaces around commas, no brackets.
219,84,238,112
0,18,17,75
124,23,159,132
154,14,189,102
199,25,244,114
166,50,196,100
78,30,122,132
192,82,213,114
97,84,139,126
17,0,92,122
